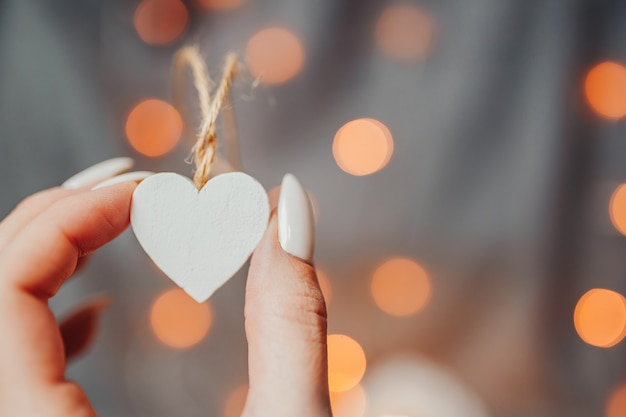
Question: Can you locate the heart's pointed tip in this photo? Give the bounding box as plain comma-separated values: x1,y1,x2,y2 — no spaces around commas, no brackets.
182,285,216,304
185,290,210,304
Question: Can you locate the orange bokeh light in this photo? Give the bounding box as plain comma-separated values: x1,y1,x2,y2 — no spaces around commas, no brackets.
317,268,332,305
370,257,431,317
245,27,305,84
610,184,626,235
330,384,367,417
126,99,183,157
134,0,189,45
607,383,626,417
223,384,248,417
375,4,435,62
333,118,394,176
198,0,244,10
150,288,212,349
327,334,367,393
574,288,626,348
584,61,626,119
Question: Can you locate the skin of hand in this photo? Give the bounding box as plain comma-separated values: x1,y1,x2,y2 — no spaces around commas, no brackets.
0,175,331,416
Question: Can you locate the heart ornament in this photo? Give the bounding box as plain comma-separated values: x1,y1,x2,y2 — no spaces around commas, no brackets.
130,172,269,303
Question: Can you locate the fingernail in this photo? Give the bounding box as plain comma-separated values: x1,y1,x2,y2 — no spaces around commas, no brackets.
62,157,134,189
277,174,315,262
91,171,154,190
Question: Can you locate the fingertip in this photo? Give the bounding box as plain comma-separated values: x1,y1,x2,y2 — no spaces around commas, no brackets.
250,214,279,266
90,171,154,190
88,178,139,200
267,185,281,212
251,214,316,281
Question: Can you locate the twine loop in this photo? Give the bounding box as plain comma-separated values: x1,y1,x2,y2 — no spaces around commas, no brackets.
173,46,238,190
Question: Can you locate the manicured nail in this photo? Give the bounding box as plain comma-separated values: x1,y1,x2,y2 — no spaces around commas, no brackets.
62,157,134,189
91,171,154,190
277,174,315,262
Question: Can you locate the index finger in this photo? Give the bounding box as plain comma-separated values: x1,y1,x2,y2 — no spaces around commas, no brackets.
0,182,137,297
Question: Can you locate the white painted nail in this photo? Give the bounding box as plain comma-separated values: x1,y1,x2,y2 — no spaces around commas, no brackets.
62,157,134,189
277,174,315,262
91,171,154,190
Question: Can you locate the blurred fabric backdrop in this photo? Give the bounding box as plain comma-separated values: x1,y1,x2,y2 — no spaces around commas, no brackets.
2,0,626,416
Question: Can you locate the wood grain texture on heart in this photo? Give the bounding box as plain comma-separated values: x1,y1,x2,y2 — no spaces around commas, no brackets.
130,172,270,303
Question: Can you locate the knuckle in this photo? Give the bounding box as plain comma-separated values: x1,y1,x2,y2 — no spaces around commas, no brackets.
282,292,327,330
246,246,328,341
245,281,328,340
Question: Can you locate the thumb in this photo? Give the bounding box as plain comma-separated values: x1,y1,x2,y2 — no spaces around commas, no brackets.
243,174,331,417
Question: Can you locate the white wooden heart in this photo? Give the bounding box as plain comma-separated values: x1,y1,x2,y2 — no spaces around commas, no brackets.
130,172,269,303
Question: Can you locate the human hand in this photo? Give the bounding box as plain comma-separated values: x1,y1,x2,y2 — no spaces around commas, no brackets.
0,158,331,417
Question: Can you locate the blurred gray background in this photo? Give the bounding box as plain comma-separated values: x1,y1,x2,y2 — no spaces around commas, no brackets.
2,0,626,416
